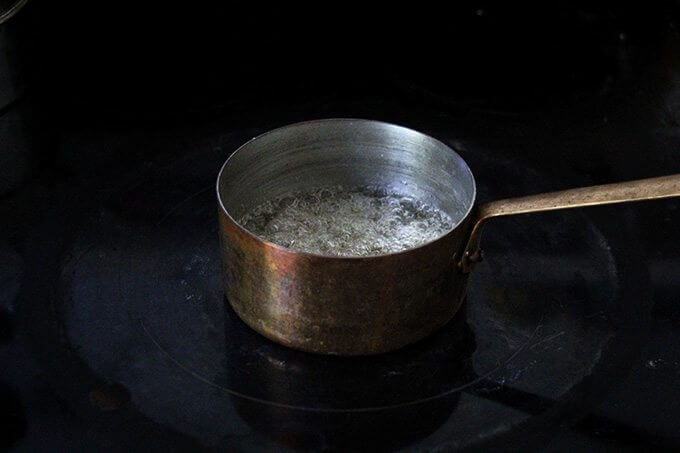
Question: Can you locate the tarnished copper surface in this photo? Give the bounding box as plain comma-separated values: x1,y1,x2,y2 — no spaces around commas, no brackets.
219,209,472,355
459,173,680,272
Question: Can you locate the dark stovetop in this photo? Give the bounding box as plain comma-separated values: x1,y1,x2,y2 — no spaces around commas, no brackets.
1,4,680,451
2,99,678,451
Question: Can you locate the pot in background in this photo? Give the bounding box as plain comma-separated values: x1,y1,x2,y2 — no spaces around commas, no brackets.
0,0,33,195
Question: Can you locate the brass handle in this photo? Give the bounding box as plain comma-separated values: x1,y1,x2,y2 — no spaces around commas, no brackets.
458,173,680,273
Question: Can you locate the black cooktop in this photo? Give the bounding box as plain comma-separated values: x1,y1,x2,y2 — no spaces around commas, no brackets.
2,3,680,451
10,136,648,451
3,97,678,449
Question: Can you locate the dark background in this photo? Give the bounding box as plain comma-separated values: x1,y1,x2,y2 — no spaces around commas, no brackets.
21,2,680,118
2,1,680,451
14,1,680,181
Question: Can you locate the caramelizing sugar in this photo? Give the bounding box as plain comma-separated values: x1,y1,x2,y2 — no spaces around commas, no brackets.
238,186,453,257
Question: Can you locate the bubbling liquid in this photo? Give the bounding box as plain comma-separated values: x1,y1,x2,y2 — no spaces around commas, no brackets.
238,186,454,257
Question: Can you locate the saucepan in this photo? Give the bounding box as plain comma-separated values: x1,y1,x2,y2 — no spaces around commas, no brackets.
216,119,680,355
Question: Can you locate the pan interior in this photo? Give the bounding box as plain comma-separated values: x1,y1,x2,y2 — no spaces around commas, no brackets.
217,119,476,254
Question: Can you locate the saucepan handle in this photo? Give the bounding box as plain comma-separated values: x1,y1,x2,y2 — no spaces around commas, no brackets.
458,173,680,273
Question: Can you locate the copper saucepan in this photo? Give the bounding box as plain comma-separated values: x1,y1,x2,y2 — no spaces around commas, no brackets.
216,119,680,355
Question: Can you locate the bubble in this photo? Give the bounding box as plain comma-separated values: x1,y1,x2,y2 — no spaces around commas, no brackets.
238,186,454,257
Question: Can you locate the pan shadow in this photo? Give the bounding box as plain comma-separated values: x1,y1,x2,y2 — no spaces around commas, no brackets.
217,299,477,451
